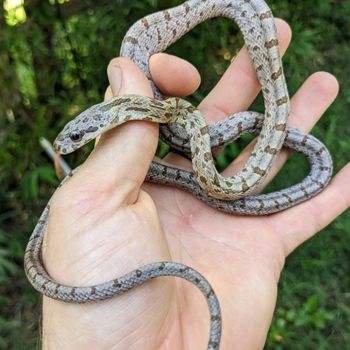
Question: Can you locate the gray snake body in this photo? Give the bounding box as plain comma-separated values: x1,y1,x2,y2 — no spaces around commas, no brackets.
24,0,333,348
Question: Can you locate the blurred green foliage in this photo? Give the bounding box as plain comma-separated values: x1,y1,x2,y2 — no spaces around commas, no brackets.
0,0,349,348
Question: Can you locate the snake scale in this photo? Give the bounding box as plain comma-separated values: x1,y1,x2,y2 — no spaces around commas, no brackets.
25,0,333,349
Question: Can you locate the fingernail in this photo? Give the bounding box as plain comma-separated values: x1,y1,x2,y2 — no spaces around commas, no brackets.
110,64,122,96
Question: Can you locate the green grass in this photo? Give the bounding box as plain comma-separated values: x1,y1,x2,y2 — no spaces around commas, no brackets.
0,0,349,348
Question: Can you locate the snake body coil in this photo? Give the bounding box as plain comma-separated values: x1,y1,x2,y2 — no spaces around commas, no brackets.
24,1,333,349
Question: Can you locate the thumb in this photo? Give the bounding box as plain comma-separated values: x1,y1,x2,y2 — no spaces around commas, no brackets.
79,57,159,203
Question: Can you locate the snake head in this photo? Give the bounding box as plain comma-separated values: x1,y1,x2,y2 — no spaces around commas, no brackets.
53,99,121,154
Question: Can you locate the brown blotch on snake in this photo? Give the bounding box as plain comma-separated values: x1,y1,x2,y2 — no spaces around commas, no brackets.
265,38,279,49
272,67,283,81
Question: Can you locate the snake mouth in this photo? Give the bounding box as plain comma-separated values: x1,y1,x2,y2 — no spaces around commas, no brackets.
53,131,81,155
53,141,74,155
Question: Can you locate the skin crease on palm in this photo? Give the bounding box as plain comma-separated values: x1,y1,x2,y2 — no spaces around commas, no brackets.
42,19,350,350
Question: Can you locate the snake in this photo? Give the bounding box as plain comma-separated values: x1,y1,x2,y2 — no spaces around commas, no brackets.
24,1,334,349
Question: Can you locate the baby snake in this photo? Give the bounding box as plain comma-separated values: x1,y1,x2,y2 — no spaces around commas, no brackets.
25,0,333,349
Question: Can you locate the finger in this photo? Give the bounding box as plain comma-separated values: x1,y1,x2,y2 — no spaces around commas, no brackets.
96,55,200,172
221,72,339,191
288,72,339,131
104,85,113,100
149,53,201,97
77,57,158,203
199,19,292,123
273,163,350,255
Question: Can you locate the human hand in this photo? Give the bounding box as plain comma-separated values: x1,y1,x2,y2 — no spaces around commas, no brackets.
42,19,349,349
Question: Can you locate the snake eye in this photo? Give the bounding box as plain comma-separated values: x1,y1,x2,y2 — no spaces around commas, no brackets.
69,132,83,142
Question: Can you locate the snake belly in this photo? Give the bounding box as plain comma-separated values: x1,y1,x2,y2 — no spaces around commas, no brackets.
24,1,334,350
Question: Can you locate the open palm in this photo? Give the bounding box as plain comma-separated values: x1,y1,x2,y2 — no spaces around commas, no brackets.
42,20,350,349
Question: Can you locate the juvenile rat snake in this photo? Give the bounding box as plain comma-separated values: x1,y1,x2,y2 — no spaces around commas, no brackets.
25,1,333,348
